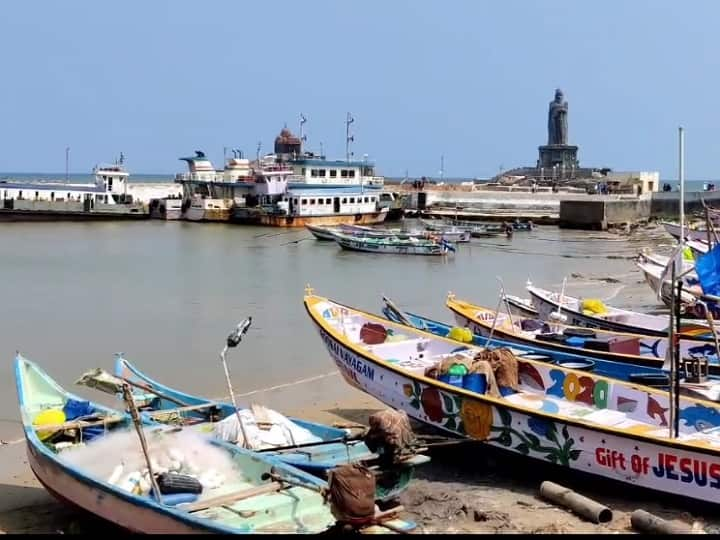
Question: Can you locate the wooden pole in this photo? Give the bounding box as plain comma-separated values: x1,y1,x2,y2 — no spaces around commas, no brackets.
539,481,612,523
121,383,163,504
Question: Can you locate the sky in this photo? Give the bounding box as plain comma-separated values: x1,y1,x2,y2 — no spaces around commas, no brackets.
0,0,718,180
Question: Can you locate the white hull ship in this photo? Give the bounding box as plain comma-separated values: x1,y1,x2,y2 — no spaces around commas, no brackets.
0,156,147,220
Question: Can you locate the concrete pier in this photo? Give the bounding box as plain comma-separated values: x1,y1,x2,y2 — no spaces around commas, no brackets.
558,198,650,230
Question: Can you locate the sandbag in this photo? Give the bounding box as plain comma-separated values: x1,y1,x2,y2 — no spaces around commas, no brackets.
364,409,416,463
326,464,376,524
359,323,388,345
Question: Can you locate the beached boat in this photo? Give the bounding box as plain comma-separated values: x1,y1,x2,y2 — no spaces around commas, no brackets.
14,354,341,534
333,233,455,255
662,221,711,242
527,283,716,338
305,290,720,506
503,295,539,318
442,295,720,385
636,258,700,306
113,356,429,503
305,224,342,241
382,298,720,401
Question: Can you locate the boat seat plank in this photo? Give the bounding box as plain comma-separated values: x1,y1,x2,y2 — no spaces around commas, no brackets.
183,481,285,513
145,402,221,417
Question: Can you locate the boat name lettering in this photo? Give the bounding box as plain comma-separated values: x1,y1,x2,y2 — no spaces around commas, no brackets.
320,331,375,381
596,448,720,488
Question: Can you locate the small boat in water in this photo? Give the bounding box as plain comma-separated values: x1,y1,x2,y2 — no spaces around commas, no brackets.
333,232,455,255
304,289,720,507
527,283,717,338
305,224,341,241
114,356,429,503
14,354,344,534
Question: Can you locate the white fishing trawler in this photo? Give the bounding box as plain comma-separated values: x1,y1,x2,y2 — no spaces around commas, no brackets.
0,155,147,220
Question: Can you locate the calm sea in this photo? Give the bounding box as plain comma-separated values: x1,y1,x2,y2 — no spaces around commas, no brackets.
0,218,672,438
0,172,710,192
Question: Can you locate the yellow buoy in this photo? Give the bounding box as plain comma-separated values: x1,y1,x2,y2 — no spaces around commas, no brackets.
33,409,66,441
448,327,473,343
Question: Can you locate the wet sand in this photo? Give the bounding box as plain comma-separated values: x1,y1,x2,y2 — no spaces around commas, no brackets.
1,221,716,533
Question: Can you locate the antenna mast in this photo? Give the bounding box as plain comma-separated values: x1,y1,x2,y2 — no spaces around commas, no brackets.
345,112,354,162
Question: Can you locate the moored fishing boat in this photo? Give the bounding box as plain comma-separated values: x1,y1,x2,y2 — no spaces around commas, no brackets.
113,355,430,503
527,283,716,338
305,224,341,241
14,354,341,534
340,223,470,243
305,289,720,506
333,233,455,255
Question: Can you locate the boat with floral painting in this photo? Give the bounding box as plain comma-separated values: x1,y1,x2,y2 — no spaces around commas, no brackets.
305,288,720,505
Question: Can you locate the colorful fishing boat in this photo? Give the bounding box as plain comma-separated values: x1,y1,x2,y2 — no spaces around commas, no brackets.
333,232,455,255
14,354,341,534
526,283,716,338
439,296,720,394
503,295,539,318
113,356,429,503
304,289,720,507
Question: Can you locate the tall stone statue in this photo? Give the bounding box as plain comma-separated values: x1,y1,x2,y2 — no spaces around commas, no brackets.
547,88,568,146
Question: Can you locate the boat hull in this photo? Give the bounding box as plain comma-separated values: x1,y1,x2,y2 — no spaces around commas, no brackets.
335,236,449,255
306,296,720,506
663,222,709,242
233,210,388,228
26,442,209,534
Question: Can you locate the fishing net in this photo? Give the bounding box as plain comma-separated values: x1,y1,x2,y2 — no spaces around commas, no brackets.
325,463,376,524
472,348,519,391
467,359,501,397
364,409,416,464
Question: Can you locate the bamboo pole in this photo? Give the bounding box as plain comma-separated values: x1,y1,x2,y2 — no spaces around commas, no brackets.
121,383,163,504
539,481,612,523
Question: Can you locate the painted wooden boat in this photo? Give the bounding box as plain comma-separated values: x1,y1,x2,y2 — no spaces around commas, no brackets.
305,224,342,241
527,283,717,338
663,221,711,242
339,223,470,243
114,356,429,503
14,354,340,534
304,290,720,506
383,299,720,402
636,258,700,308
333,232,454,255
441,296,720,394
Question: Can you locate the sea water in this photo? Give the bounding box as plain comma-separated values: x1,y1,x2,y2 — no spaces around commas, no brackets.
0,219,673,439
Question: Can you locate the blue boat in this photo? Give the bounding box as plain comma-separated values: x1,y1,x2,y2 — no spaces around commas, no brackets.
14,354,342,534
380,300,720,402
114,355,429,503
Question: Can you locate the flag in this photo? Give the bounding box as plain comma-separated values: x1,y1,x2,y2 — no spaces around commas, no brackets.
695,242,720,297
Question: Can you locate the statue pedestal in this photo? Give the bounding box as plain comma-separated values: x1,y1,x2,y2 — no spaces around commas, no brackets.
538,145,579,178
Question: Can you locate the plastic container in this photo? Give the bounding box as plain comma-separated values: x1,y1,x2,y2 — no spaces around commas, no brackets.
565,336,586,348
463,373,487,394
499,386,516,397
438,373,464,388
149,491,199,506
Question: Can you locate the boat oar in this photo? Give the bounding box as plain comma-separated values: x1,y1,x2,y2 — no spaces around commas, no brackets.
257,434,365,454
261,470,325,494
220,317,253,449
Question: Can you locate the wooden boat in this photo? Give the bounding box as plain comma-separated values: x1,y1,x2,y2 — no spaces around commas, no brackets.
304,289,720,506
383,298,720,401
662,221,711,242
442,295,720,387
114,356,429,503
636,258,700,306
340,223,470,243
14,354,342,534
333,232,455,255
305,224,341,241
527,283,716,338
503,294,539,318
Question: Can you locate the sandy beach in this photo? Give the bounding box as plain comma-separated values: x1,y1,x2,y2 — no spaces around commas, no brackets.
3,370,720,534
